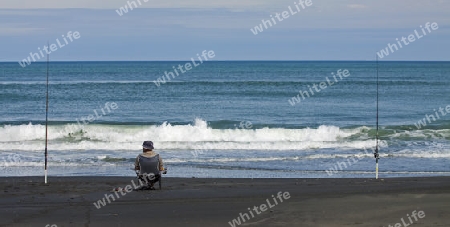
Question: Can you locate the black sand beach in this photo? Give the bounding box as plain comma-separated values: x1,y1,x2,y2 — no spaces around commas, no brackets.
1,177,449,227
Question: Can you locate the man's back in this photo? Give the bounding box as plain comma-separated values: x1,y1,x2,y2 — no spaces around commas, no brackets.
135,150,164,171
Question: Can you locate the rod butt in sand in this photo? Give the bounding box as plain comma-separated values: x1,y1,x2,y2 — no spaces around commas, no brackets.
376,163,379,179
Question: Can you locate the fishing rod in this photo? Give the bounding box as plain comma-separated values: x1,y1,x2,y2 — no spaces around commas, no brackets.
375,55,380,179
45,42,49,184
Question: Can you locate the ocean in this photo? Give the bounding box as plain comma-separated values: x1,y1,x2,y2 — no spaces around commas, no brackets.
1,61,449,178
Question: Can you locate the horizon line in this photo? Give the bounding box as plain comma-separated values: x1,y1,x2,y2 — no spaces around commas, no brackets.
2,60,450,63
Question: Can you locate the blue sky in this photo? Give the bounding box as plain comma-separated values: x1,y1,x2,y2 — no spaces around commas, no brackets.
0,0,449,61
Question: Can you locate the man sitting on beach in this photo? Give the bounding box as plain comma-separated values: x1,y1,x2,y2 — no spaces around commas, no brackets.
134,141,165,188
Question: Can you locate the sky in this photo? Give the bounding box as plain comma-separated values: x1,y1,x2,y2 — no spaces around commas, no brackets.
0,0,449,61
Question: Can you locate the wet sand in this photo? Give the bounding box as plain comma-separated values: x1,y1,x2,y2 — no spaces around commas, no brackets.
1,177,449,227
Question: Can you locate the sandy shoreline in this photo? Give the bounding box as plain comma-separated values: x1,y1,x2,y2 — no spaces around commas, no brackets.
1,177,449,227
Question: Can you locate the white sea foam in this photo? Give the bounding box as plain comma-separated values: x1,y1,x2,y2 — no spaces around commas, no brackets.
0,119,370,151
0,119,446,152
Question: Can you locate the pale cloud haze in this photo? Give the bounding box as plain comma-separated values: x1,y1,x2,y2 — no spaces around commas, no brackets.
0,0,449,61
